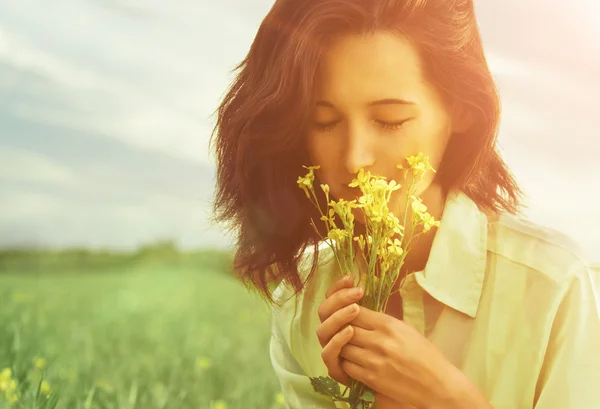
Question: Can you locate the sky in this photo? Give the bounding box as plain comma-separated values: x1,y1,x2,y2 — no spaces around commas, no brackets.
0,0,598,260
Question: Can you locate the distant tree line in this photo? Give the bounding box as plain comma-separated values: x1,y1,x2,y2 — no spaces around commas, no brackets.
0,239,234,275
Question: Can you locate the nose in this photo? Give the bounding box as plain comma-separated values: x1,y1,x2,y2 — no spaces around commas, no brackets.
344,122,375,175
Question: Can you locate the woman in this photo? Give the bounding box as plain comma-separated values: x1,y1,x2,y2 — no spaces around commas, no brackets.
209,0,599,408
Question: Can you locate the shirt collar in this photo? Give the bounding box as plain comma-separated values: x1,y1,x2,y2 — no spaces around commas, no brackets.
412,189,488,318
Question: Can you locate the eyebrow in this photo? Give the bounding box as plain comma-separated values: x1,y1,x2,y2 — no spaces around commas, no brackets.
315,98,416,108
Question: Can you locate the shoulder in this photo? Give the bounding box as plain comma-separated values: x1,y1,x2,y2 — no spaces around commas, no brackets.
486,211,591,285
483,212,598,351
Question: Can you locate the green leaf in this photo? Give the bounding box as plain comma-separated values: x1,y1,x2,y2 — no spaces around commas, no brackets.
309,376,342,399
360,388,376,403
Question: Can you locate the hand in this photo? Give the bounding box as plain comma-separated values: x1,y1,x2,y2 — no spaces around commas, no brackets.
316,274,364,386
339,306,458,409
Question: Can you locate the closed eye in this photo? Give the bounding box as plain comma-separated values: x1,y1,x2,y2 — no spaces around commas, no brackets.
312,120,340,132
374,119,411,130
311,118,412,132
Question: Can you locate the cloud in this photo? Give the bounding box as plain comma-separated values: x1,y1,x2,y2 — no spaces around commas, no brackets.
0,146,77,185
0,25,216,165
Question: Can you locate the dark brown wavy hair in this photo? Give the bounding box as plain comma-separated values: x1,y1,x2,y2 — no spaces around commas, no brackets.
208,0,524,307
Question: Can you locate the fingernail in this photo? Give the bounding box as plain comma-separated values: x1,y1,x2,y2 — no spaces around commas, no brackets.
351,287,363,296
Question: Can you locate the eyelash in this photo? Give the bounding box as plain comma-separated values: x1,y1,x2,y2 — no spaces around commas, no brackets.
313,119,409,132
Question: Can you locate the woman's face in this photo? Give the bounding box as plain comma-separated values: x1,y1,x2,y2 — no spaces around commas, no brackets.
306,31,466,219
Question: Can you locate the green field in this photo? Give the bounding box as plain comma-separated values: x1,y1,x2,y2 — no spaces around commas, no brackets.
0,261,283,409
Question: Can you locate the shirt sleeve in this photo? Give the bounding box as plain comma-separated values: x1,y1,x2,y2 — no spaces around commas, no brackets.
269,286,340,409
533,266,600,408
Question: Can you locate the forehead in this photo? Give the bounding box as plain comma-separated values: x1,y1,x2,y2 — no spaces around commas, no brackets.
315,32,425,103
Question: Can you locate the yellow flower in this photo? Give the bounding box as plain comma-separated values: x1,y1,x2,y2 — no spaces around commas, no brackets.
386,238,404,257
0,368,19,404
40,380,51,396
387,179,402,191
385,213,404,236
320,208,338,229
34,357,46,370
347,168,372,189
327,228,350,243
297,165,320,198
212,400,228,409
421,214,440,232
275,391,285,405
406,152,436,177
296,177,311,198
0,368,12,382
353,234,366,252
328,198,357,227
409,195,439,232
320,183,330,200
0,372,13,392
410,196,428,215
196,357,211,369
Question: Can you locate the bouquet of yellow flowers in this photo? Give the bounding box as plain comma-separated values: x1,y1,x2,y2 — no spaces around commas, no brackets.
296,153,439,409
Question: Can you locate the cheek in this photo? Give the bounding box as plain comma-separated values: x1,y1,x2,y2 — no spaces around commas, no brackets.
401,115,452,168
306,132,341,171
305,133,339,189
306,132,332,164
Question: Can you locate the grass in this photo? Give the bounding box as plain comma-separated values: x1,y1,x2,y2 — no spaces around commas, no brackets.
0,263,283,409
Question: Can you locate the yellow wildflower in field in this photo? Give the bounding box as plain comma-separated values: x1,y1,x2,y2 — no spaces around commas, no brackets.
40,380,51,396
34,357,46,370
196,357,211,369
0,368,19,403
0,368,11,385
274,391,285,405
211,400,227,409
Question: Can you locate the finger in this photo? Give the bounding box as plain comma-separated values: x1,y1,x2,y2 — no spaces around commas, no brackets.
325,274,354,298
339,342,373,368
340,358,369,386
349,305,382,331
316,302,360,347
317,285,364,323
321,325,354,385
344,325,374,349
